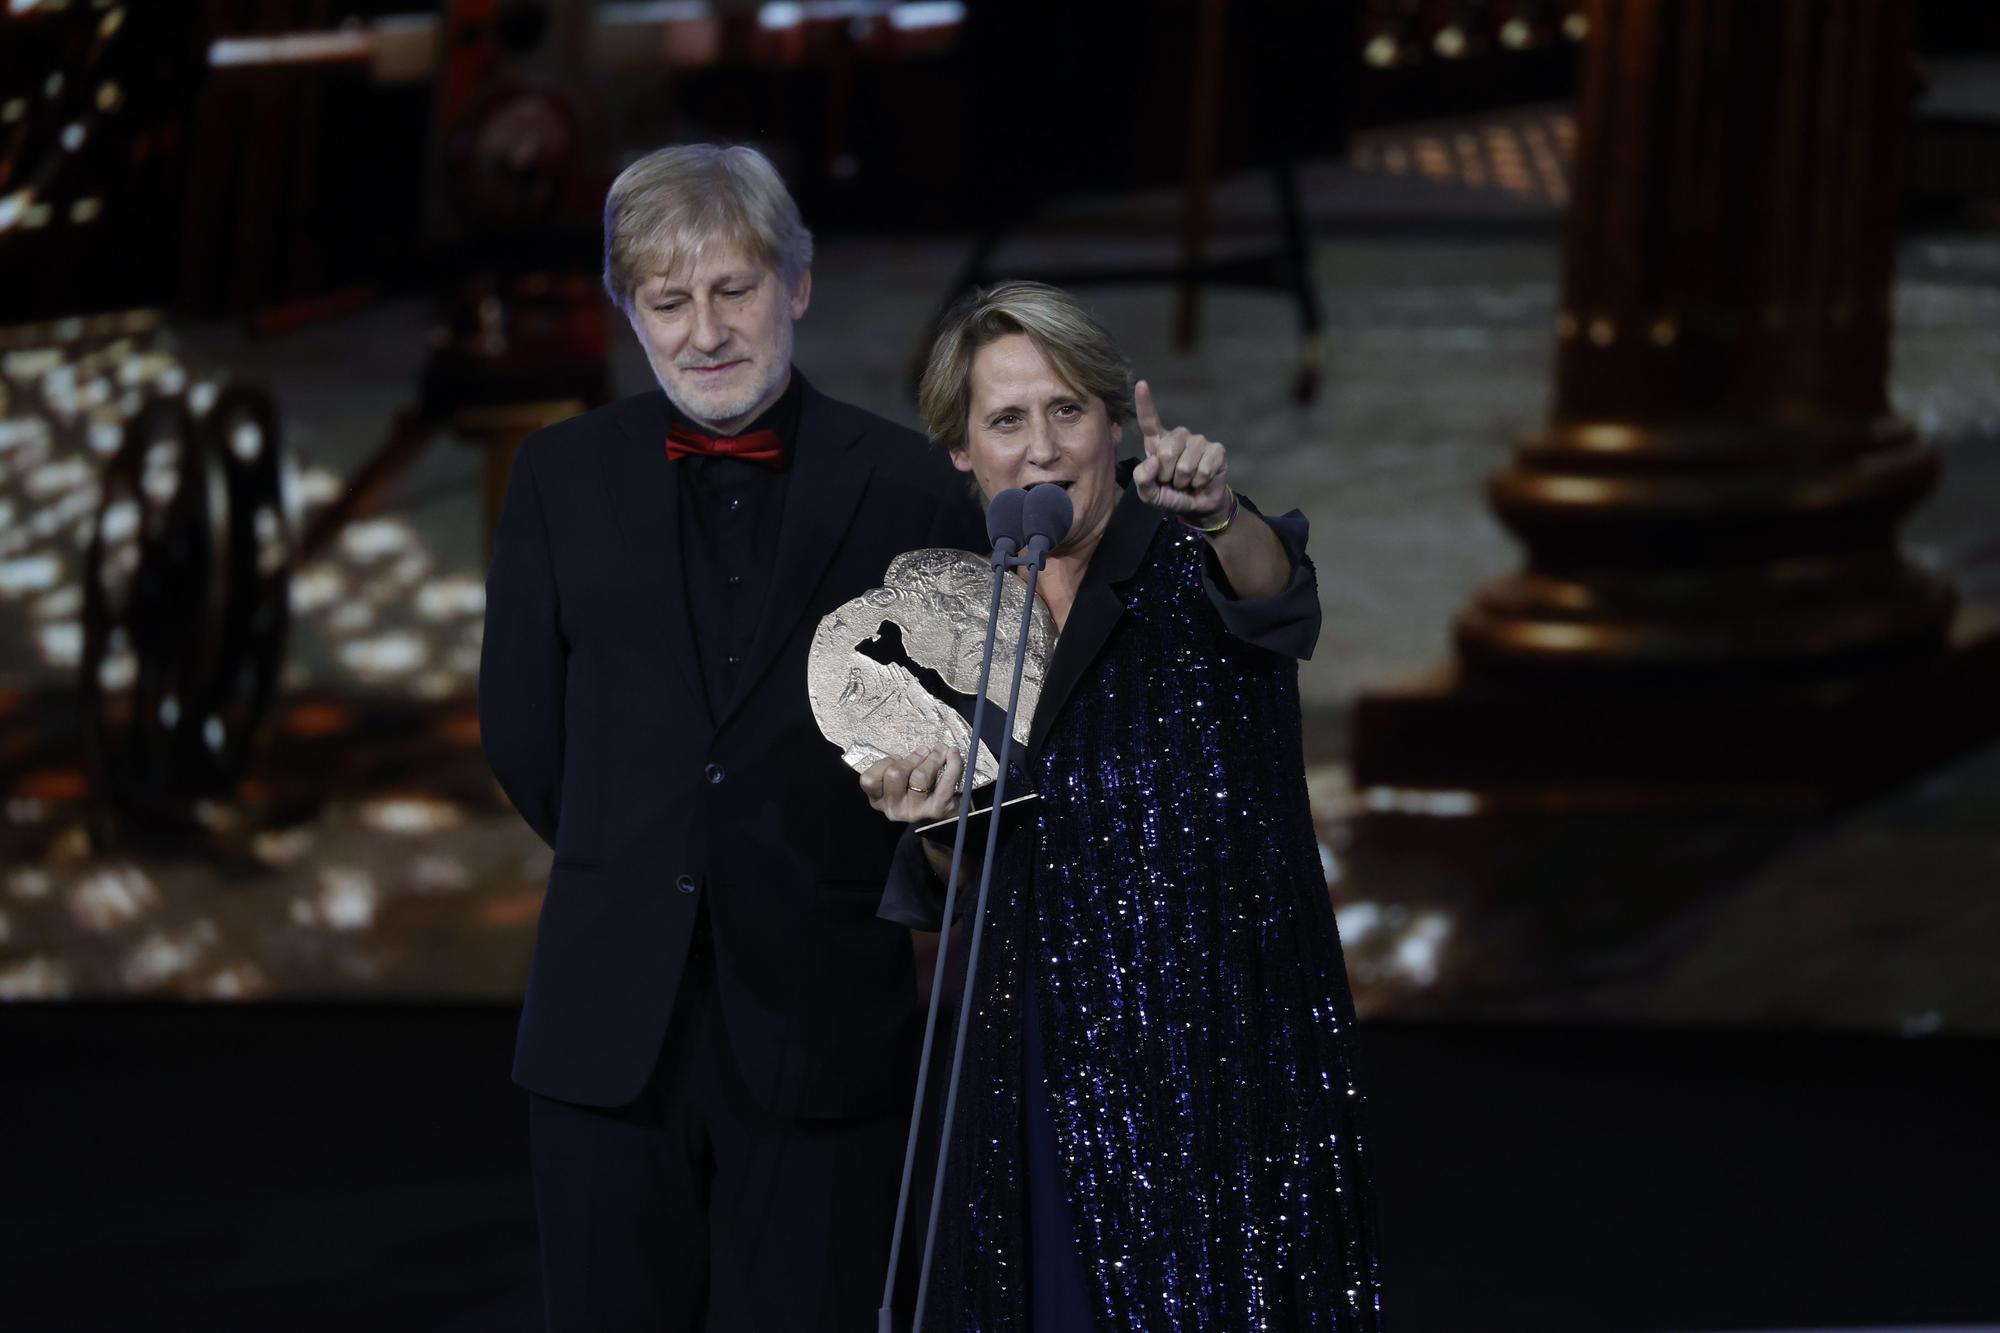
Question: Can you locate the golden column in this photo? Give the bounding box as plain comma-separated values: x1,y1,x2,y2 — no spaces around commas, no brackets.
1353,0,1989,807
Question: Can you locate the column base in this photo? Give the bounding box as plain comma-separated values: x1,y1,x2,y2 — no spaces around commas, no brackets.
1350,608,2000,813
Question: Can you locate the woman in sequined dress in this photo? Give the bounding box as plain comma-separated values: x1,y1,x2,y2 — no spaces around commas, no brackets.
861,282,1386,1332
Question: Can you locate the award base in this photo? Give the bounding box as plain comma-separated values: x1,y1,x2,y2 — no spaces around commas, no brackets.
915,791,1039,849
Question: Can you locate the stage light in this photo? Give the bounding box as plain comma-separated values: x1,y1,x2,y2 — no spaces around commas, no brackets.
0,555,60,593
340,515,415,561
888,2,963,31
207,30,373,68
27,456,89,497
757,2,804,30
1391,912,1451,986
95,642,134,691
38,620,80,665
359,795,463,835
1335,900,1383,944
294,466,341,506
121,922,219,988
339,630,428,676
228,417,263,462
69,863,160,933
313,865,379,931
1360,787,1483,816
207,964,264,998
0,956,67,999
252,827,314,867
289,566,345,614
416,575,484,620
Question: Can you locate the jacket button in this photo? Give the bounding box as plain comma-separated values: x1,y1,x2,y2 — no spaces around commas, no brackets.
704,763,725,785
675,874,697,895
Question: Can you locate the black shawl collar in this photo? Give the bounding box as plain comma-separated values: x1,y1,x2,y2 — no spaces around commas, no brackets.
594,373,877,732
1025,465,1164,762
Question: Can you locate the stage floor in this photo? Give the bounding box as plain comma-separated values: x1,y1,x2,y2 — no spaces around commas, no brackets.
2,1006,1995,1332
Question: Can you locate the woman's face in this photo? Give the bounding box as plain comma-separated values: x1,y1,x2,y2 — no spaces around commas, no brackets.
951,333,1122,559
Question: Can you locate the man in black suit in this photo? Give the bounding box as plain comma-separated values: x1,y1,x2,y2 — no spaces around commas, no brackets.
479,143,984,1332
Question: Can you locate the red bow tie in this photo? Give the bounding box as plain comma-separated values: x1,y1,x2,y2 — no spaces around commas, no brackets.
665,424,785,469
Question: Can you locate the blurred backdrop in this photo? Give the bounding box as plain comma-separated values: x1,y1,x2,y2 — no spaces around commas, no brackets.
3,2,1998,1329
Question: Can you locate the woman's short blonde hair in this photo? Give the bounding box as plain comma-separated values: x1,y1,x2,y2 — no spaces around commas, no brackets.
918,282,1134,454
602,144,814,315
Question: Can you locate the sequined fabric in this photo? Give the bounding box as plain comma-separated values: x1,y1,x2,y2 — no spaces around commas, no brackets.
928,522,1386,1331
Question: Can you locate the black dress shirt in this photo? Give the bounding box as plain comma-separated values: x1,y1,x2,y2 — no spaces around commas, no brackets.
672,370,805,720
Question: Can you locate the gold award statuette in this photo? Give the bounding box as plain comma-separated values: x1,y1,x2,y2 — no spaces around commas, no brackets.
808,548,1056,786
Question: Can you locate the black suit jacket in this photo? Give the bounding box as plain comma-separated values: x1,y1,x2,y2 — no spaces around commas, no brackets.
480,380,985,1115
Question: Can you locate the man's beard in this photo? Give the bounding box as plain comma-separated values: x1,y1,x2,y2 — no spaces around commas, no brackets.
661,324,794,431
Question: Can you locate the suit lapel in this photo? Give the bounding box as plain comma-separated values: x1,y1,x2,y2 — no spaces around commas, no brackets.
1025,479,1162,761
715,382,875,731
597,392,708,717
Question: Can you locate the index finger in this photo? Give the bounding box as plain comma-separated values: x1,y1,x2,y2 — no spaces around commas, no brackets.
1133,379,1165,445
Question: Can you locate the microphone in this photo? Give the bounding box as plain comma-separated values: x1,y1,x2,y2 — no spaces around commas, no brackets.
1020,484,1073,563
985,486,1028,561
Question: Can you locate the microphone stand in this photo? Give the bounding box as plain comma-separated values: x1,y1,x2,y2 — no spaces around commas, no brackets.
878,499,1059,1333
910,534,1048,1333
878,525,1018,1333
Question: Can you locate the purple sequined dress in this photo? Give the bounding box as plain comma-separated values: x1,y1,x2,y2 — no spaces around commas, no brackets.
890,486,1386,1332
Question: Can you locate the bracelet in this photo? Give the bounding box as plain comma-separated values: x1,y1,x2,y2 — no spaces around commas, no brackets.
1179,487,1238,537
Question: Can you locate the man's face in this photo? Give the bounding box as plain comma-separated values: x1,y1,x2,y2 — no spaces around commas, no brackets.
628,241,811,433
952,332,1122,559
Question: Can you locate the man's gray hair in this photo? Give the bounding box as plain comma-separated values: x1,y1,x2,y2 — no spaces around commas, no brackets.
918,281,1135,454
601,143,814,315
